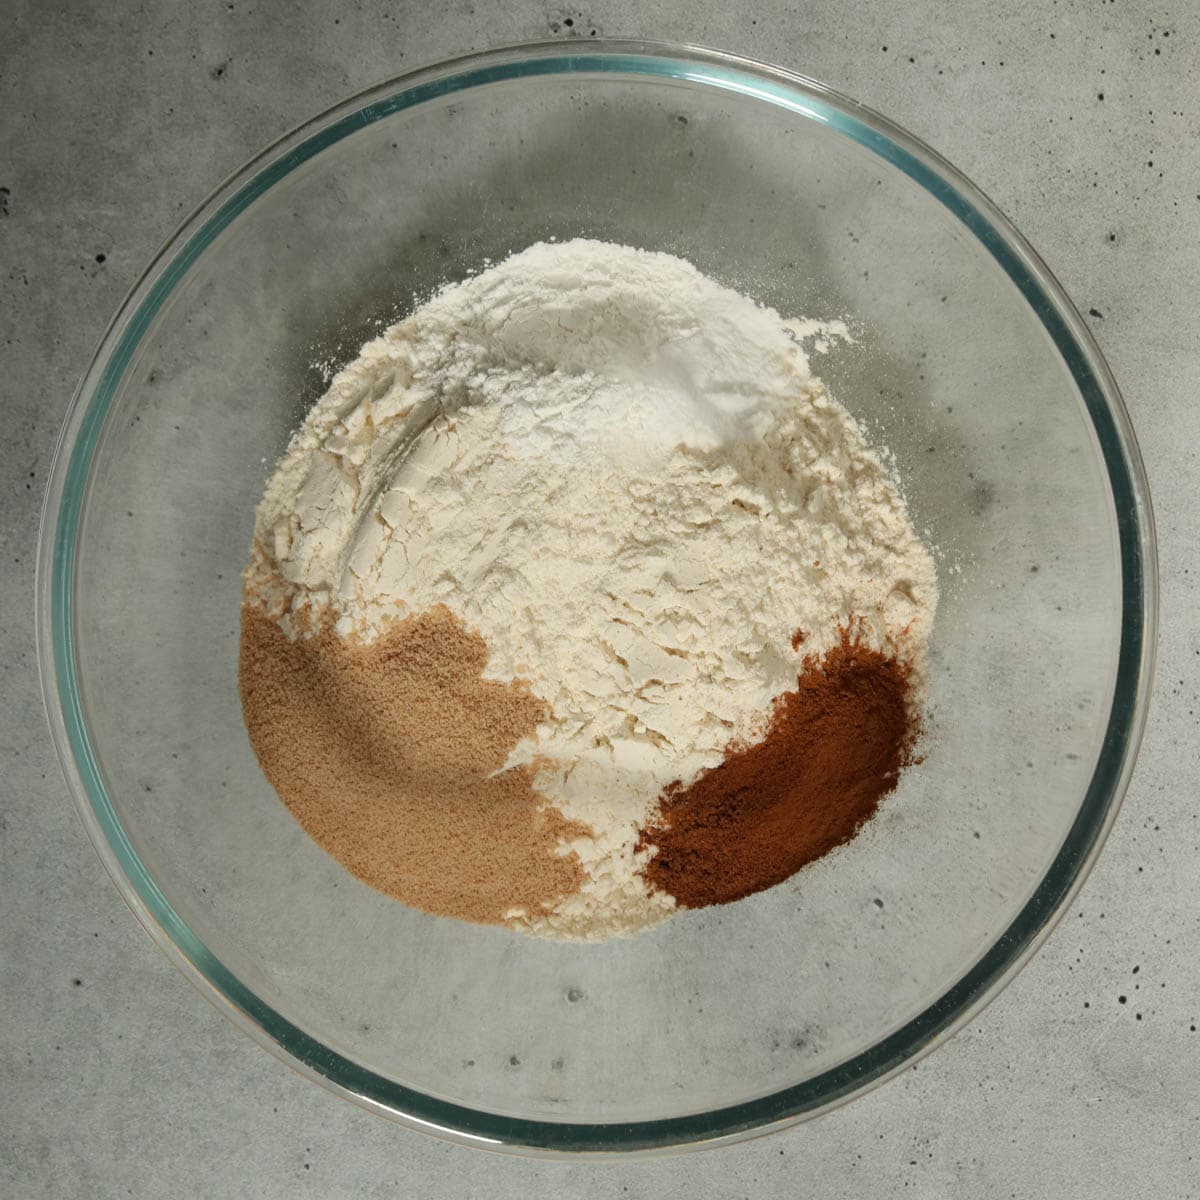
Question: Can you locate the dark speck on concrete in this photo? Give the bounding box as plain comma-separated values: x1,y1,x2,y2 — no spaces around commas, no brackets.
508,1054,520,1067
1089,307,1104,318
551,1056,564,1070
566,986,584,1002
872,897,884,909
95,253,105,263
209,60,230,80
72,978,82,987
971,480,996,515
0,186,9,217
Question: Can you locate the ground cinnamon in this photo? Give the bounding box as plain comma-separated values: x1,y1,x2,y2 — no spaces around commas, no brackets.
637,631,916,908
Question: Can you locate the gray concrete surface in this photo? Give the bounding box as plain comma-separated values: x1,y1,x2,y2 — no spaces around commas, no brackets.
3,0,1198,1195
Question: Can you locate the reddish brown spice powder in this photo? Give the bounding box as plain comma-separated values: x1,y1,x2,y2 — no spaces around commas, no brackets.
637,631,917,908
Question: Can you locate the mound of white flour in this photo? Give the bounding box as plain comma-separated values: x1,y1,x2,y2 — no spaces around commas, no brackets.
247,240,937,939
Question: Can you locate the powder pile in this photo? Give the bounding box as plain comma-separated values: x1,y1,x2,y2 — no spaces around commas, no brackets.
240,239,938,940
638,629,916,908
239,603,587,924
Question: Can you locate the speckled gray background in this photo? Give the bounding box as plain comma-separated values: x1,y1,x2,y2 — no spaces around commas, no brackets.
3,1,1198,1195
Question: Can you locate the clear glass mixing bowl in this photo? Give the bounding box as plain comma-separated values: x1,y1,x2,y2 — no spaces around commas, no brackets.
37,41,1156,1154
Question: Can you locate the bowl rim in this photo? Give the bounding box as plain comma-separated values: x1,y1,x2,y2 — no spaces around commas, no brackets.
36,38,1158,1156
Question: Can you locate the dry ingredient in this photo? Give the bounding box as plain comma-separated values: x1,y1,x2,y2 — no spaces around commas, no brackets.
239,603,587,924
638,628,916,908
239,239,937,941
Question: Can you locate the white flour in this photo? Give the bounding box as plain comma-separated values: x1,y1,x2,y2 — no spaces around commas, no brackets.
247,240,937,939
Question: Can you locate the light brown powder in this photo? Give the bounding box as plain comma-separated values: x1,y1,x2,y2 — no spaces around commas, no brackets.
238,602,587,926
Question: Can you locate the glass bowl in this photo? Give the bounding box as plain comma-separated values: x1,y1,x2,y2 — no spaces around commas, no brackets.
36,41,1156,1155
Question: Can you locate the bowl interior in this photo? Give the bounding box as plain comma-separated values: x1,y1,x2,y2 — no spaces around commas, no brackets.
51,47,1147,1150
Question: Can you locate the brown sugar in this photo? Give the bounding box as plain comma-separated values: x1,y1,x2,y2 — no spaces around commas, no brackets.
238,603,587,926
637,630,916,908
